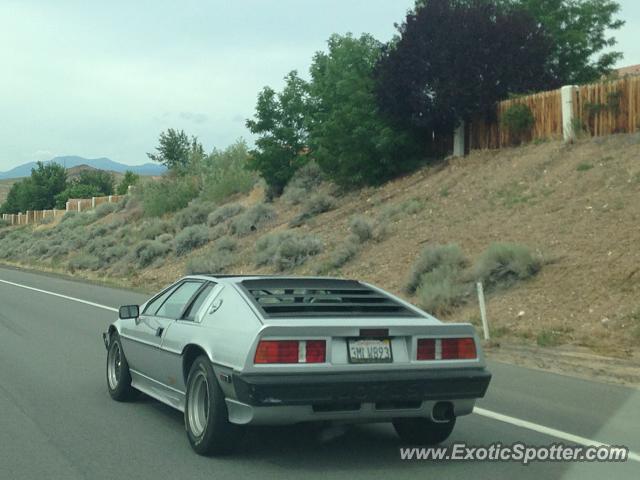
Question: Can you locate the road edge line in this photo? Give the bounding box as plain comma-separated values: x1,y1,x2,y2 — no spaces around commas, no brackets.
0,278,118,313
474,407,640,462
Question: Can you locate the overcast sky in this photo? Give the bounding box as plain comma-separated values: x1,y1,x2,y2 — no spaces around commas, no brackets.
1,0,639,171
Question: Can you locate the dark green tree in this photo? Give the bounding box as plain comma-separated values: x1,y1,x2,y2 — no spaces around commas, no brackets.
0,180,32,214
376,0,558,135
0,162,67,214
308,34,422,187
29,162,68,209
55,170,114,208
413,0,624,84
116,170,140,195
246,71,311,197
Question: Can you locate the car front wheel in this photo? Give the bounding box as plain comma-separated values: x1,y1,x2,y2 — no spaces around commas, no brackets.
184,355,241,455
392,417,456,445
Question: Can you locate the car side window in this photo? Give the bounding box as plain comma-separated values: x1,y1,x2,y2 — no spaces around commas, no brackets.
181,283,215,322
155,281,203,319
142,285,178,315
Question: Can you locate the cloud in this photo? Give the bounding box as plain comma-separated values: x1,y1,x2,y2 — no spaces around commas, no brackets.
179,111,209,124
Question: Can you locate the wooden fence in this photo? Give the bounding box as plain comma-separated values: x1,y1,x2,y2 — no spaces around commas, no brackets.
469,75,640,150
575,76,640,137
2,193,126,226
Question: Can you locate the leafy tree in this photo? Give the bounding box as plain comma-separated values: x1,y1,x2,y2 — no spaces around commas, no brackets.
0,180,32,214
116,170,140,195
55,170,114,208
29,162,68,209
77,170,114,195
513,0,624,84
246,71,311,197
413,0,624,84
55,184,103,208
147,128,202,174
0,162,67,214
376,0,559,136
309,34,422,187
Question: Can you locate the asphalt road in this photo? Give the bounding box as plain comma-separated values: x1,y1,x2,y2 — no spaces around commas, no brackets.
0,266,638,480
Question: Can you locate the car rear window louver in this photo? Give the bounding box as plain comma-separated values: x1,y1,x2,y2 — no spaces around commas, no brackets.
241,279,420,318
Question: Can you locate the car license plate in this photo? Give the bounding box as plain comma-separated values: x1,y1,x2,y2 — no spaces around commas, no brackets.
348,339,392,363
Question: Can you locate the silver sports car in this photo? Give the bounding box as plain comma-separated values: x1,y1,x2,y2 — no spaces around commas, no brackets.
104,275,491,455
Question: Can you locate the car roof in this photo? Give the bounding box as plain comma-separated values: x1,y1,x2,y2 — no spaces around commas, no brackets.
182,274,348,284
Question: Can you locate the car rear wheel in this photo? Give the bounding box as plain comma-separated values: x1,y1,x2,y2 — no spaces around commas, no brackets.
392,417,456,445
106,332,139,401
184,355,242,455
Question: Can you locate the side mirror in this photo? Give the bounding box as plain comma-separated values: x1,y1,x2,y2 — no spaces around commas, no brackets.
119,305,139,320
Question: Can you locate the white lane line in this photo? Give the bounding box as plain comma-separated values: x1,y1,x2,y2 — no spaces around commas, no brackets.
0,278,118,313
1,277,638,461
474,407,640,462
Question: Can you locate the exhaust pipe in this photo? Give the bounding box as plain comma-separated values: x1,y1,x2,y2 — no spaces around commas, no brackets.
431,401,454,423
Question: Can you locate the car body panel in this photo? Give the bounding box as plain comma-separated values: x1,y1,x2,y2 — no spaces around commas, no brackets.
106,275,492,424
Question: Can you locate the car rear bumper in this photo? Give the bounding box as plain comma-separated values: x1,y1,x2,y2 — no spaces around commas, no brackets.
232,367,491,407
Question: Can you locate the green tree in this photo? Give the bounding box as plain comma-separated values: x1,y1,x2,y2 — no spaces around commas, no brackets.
0,162,67,214
376,0,557,136
413,0,624,84
0,180,32,214
116,170,140,195
515,0,624,84
55,170,114,208
29,162,68,209
246,71,311,197
309,34,422,187
147,128,202,174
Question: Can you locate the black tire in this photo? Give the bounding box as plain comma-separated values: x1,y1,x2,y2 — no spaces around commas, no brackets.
392,417,456,445
106,332,139,401
184,355,242,455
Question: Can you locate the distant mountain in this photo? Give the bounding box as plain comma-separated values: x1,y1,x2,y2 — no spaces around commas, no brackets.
0,155,166,179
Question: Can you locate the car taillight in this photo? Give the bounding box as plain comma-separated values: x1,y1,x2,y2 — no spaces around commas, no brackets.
417,338,436,360
305,340,326,363
254,340,326,364
416,337,477,360
441,338,477,359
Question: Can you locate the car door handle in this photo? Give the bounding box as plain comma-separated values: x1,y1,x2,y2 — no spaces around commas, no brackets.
208,298,223,314
156,327,164,337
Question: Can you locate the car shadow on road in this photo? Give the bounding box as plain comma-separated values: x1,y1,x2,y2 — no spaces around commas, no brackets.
137,394,448,469
240,423,410,466
136,394,429,466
